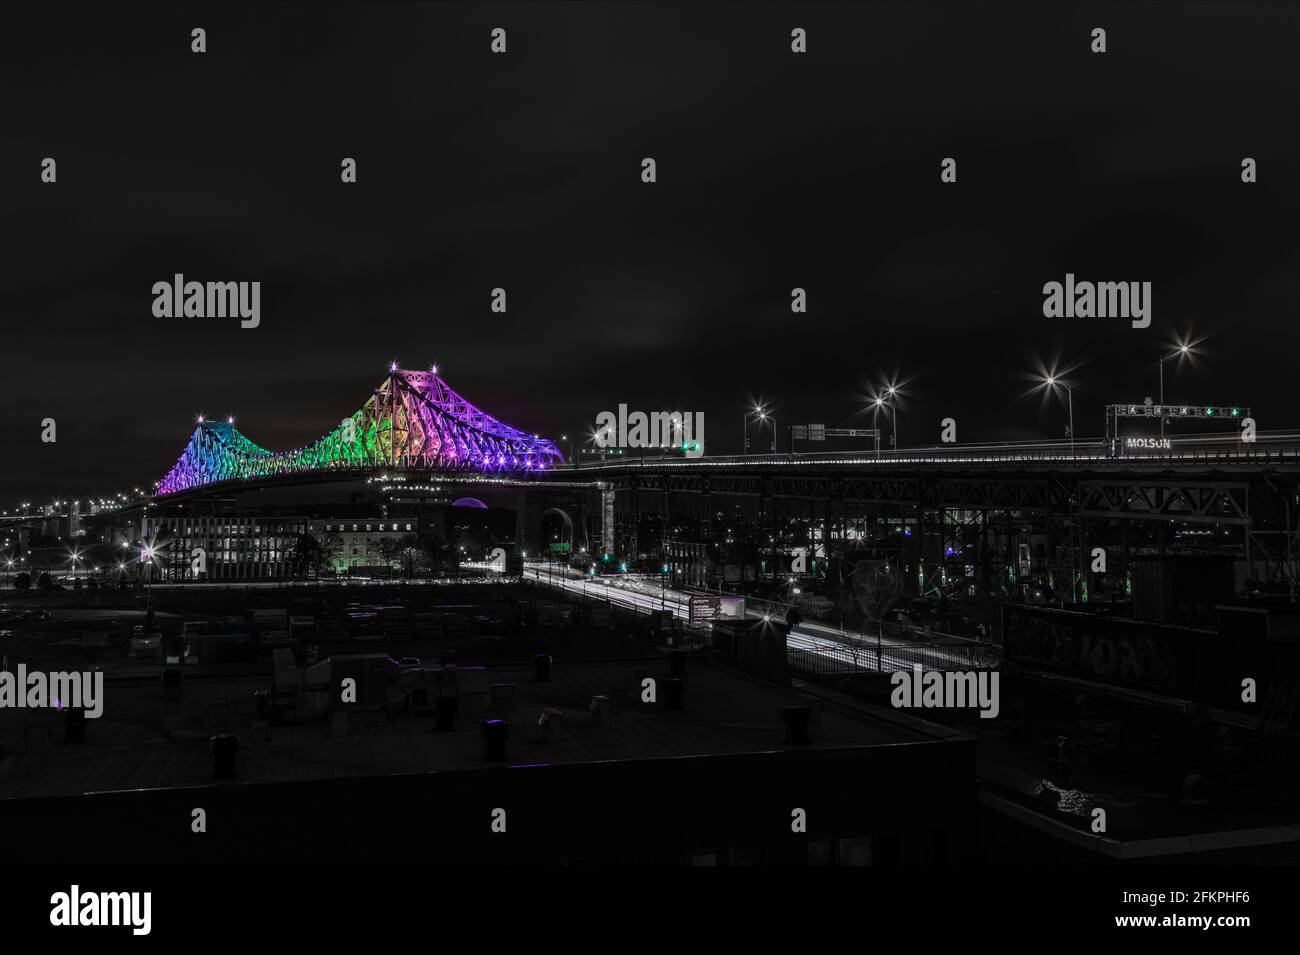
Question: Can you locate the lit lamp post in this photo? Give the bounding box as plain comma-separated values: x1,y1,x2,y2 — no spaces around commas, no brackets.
745,403,775,455
1028,368,1076,456
1043,375,1075,456
1158,343,1193,439
872,390,900,452
1030,369,1081,596
140,542,158,633
885,386,898,450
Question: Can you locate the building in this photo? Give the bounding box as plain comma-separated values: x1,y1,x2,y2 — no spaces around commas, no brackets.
309,517,421,576
143,514,308,581
666,539,711,588
2,654,978,866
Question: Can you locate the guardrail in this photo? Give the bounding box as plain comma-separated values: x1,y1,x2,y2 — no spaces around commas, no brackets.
557,434,1300,471
789,640,1001,676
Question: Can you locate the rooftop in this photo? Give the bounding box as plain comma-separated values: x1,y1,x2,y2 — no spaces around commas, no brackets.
0,656,963,800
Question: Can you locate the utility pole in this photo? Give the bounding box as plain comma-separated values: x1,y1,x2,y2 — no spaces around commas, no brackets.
1158,356,1166,440
1067,384,1075,456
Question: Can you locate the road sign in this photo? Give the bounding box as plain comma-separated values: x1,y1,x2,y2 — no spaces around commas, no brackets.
790,426,880,453
1109,403,1249,420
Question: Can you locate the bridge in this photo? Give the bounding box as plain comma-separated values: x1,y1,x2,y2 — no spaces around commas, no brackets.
139,374,1300,599
155,368,563,496
153,367,1300,500
549,433,1300,600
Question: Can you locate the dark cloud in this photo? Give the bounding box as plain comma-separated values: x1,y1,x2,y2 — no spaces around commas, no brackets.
2,3,1298,499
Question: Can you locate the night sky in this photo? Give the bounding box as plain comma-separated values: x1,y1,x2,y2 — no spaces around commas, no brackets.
3,2,1299,501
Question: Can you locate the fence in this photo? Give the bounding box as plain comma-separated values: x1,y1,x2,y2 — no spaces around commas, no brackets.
789,640,1001,678
558,433,1300,470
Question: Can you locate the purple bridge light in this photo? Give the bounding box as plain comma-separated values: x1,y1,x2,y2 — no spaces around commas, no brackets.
156,367,563,495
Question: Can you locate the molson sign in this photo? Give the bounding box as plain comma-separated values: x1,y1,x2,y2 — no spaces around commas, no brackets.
1125,437,1172,450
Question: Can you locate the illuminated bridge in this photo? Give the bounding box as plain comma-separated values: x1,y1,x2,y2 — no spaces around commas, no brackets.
143,371,1300,597
155,368,563,496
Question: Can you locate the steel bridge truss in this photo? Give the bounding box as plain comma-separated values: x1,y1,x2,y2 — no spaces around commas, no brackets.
596,467,1300,599
156,369,562,495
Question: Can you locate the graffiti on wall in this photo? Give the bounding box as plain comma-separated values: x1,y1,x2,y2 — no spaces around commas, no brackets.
1004,606,1193,692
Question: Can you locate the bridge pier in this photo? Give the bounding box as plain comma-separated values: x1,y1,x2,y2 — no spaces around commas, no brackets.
505,487,603,560
513,494,541,557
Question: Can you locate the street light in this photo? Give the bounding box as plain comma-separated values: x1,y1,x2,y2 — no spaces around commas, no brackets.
1026,366,1084,598
1029,368,1077,456
1157,339,1199,438
744,403,775,454
140,541,159,631
1045,375,1075,456
871,389,900,452
864,376,909,452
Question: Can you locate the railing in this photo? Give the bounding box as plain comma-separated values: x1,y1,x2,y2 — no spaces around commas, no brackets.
558,432,1300,471
789,640,1001,677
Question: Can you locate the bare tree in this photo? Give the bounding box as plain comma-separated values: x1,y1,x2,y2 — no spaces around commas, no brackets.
397,534,421,578
376,537,404,579
317,532,343,578
825,556,901,671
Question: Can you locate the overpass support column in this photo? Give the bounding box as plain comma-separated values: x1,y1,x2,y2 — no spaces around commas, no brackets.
573,503,591,553
601,487,616,556
514,491,543,555
701,478,712,540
